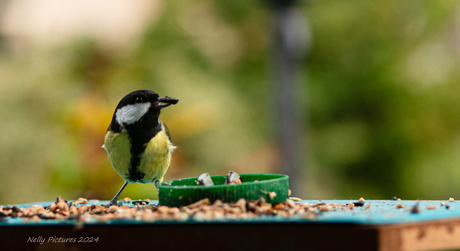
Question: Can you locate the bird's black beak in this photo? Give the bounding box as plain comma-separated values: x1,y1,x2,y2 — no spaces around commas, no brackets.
154,96,179,109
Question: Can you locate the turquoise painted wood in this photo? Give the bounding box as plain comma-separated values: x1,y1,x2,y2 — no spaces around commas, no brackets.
0,200,458,226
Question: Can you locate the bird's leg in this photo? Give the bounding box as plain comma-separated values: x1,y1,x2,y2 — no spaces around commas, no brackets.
106,181,129,207
154,179,161,195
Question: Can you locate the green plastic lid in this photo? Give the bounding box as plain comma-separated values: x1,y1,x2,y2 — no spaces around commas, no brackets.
159,174,289,207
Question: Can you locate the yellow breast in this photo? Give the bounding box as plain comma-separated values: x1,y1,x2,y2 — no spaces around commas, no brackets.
103,124,176,183
138,127,176,183
103,130,131,180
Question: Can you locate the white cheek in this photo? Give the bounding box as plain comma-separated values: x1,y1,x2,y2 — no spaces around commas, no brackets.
116,103,151,125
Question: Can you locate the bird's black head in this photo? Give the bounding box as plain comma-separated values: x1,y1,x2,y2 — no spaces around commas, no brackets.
109,90,178,132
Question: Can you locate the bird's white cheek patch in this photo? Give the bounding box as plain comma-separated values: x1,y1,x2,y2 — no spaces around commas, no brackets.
116,102,151,125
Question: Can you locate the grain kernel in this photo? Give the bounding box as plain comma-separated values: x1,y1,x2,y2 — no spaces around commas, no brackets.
49,203,58,212
319,206,332,212
286,199,296,208
57,202,69,212
157,206,168,214
289,197,302,202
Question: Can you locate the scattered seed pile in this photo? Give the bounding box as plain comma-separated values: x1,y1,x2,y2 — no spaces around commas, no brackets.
0,196,368,223
1,197,456,223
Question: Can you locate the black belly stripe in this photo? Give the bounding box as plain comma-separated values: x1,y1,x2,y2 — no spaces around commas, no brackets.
126,151,145,183
126,122,163,183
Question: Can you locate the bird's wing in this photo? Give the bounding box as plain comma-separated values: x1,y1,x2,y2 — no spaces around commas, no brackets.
161,121,173,142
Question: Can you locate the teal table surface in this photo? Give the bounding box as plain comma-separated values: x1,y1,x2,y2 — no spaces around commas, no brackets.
2,200,460,251
1,199,458,226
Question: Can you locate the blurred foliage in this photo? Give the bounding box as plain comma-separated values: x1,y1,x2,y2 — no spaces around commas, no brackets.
0,0,460,204
306,0,460,199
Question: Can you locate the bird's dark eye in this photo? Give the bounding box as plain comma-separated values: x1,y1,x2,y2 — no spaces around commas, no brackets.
135,97,144,102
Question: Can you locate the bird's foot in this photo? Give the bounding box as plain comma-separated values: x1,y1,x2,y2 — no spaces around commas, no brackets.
104,200,123,208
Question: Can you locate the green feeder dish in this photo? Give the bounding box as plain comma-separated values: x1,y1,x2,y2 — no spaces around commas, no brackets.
159,174,289,207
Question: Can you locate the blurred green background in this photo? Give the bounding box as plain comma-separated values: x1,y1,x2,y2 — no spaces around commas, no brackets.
1,0,460,204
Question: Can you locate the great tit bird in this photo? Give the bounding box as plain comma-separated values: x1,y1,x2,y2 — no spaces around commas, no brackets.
102,90,178,206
